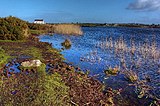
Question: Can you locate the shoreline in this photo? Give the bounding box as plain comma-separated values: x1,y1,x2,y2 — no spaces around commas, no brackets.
0,35,116,106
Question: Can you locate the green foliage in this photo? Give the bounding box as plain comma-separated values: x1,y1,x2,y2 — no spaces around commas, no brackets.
0,16,29,40
27,23,48,30
0,47,10,68
28,23,55,35
37,63,46,75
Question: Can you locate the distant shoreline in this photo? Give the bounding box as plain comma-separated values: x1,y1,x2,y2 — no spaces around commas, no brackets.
47,23,160,29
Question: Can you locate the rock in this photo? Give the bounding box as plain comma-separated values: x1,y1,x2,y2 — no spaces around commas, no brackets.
21,59,42,67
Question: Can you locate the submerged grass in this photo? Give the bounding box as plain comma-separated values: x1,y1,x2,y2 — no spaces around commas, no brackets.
124,70,138,82
97,36,160,104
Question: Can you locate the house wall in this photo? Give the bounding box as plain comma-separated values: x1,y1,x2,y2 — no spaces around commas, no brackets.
34,21,45,24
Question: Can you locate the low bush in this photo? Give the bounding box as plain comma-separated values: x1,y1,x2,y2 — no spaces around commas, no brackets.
0,16,29,40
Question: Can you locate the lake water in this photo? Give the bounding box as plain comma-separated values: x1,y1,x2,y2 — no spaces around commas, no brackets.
39,27,160,104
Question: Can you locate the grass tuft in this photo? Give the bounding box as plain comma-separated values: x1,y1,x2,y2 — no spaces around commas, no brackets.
0,47,10,68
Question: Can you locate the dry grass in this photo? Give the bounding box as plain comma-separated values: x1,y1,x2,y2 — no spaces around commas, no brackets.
102,36,160,61
123,70,138,82
54,24,83,35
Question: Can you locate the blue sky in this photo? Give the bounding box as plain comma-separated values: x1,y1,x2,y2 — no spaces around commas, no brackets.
0,0,160,24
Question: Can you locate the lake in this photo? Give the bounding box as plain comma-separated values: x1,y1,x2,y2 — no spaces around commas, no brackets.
39,26,160,105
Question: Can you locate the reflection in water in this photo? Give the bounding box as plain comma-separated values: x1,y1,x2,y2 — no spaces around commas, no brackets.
39,27,160,103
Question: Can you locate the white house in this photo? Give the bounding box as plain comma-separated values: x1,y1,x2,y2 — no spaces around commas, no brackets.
34,19,45,24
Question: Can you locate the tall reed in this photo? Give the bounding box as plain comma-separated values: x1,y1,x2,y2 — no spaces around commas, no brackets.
54,24,83,35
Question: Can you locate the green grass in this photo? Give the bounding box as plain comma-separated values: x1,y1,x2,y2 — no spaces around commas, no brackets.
46,46,65,60
35,72,70,106
0,47,10,68
21,47,43,61
0,40,26,43
0,63,70,105
30,29,47,35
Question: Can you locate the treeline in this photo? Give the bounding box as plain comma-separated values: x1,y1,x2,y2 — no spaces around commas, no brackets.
108,23,160,28
76,23,160,28
0,16,29,40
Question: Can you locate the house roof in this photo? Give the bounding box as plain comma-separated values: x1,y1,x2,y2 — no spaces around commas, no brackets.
34,19,44,21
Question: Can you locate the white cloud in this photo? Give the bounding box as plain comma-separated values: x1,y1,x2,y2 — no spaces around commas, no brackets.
127,0,160,11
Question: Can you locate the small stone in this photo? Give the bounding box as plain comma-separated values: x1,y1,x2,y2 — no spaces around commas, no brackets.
21,59,42,67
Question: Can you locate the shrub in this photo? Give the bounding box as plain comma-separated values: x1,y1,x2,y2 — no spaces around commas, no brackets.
0,16,29,40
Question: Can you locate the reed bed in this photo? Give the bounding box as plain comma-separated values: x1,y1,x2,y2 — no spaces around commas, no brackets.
99,36,160,64
54,24,83,35
95,36,159,102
